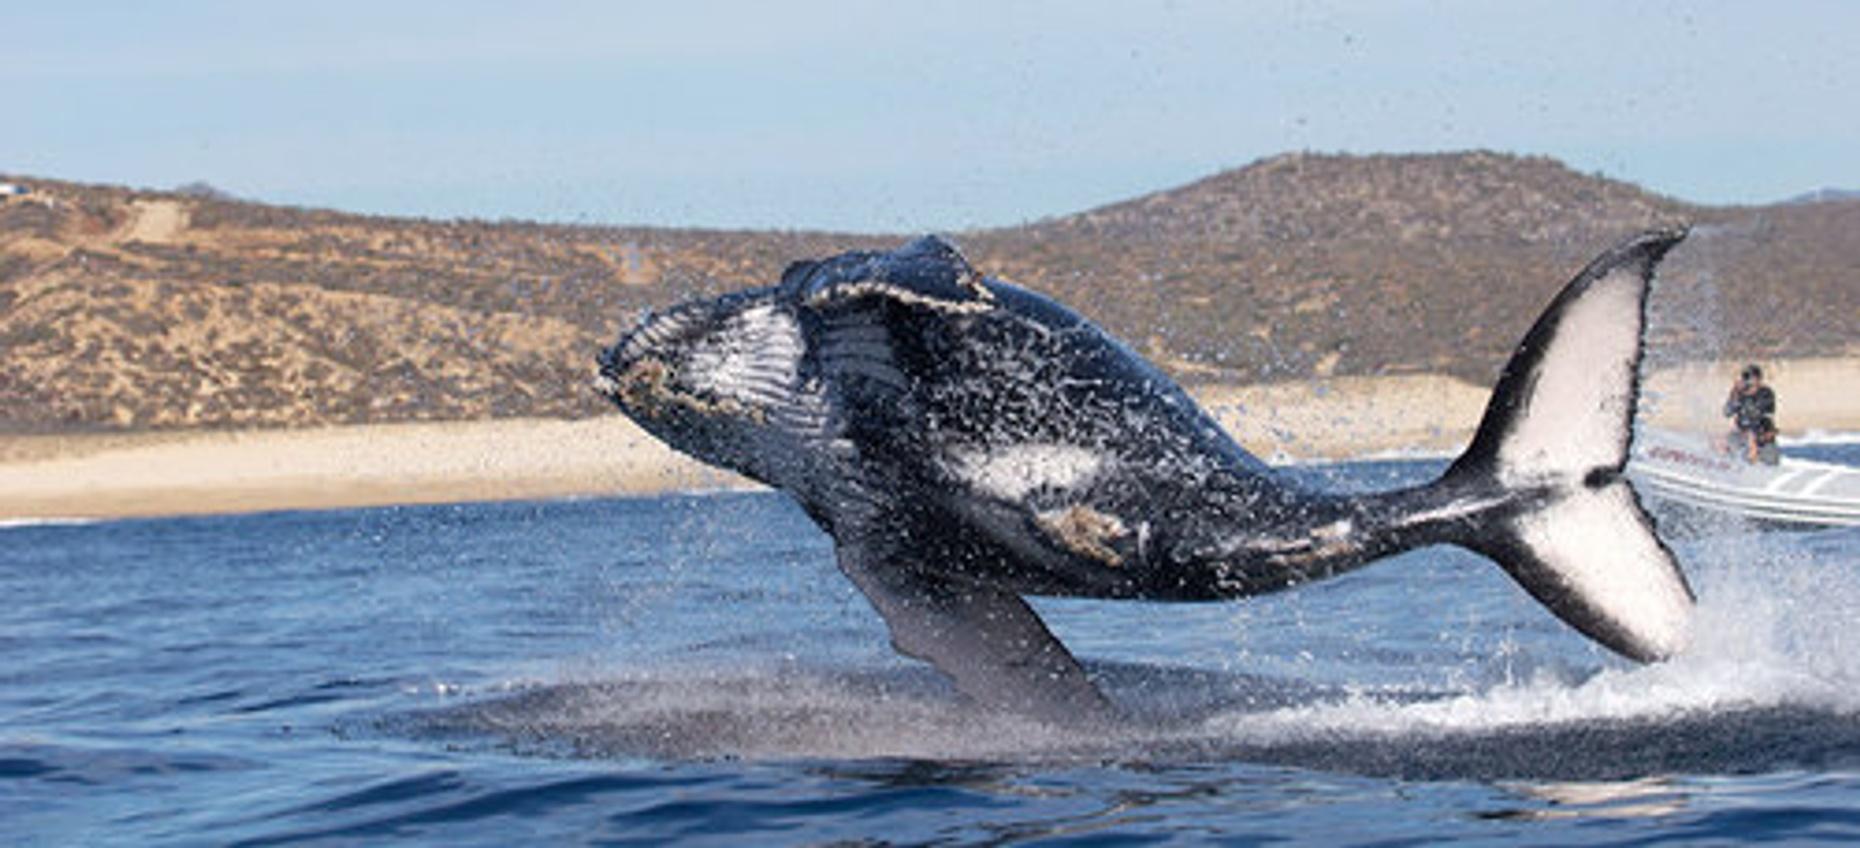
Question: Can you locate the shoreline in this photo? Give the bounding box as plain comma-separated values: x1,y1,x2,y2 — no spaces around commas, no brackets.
4,359,1856,522
0,417,747,522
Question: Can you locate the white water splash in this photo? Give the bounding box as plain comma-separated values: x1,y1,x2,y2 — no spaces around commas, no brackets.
1202,529,1860,742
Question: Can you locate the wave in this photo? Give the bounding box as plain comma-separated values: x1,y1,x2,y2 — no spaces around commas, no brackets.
401,519,1860,780
1786,430,1860,448
0,516,101,530
402,662,1860,781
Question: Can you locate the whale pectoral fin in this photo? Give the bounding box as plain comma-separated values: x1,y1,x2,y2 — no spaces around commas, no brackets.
834,537,1114,724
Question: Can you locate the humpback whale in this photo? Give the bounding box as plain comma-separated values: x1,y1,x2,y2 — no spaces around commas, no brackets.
596,230,1695,722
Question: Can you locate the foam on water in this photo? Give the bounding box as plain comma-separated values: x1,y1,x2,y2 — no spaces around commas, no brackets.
415,520,1860,778
0,516,100,529
1214,531,1860,741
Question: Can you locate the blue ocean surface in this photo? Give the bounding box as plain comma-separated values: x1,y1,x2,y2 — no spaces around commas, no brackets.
5,450,1860,845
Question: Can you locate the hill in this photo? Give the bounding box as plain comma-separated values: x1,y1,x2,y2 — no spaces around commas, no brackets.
962,151,1700,381
2,152,1856,434
1788,187,1860,205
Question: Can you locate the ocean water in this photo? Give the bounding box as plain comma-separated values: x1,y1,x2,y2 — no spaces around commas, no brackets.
5,450,1860,846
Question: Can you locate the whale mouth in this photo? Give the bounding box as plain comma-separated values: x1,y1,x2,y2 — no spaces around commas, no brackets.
595,287,799,428
600,304,698,384
595,297,732,415
596,286,823,491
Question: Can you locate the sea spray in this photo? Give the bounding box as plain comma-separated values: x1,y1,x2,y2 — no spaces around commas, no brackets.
1197,524,1860,749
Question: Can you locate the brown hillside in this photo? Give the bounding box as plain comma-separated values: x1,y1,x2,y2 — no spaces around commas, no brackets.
961,152,1704,382
1024,151,1688,244
2,152,1855,434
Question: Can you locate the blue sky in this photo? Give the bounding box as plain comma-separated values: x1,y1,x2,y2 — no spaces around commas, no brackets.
4,1,1855,232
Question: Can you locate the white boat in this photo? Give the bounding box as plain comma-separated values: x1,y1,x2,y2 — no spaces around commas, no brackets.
1628,429,1860,528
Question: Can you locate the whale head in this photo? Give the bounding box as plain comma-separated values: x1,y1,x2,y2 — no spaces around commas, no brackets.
596,286,819,486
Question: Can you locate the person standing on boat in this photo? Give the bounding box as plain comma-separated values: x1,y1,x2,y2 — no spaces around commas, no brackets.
1724,364,1780,465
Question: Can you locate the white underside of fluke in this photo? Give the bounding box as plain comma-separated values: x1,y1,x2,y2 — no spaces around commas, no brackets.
1466,229,1696,662
1493,262,1643,485
1510,481,1695,659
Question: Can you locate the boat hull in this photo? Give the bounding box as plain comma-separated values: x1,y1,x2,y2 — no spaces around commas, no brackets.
1629,430,1860,528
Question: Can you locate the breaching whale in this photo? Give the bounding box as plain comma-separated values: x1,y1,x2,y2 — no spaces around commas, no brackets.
596,230,1695,722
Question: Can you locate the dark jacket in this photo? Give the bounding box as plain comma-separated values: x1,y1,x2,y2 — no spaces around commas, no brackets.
1725,384,1776,438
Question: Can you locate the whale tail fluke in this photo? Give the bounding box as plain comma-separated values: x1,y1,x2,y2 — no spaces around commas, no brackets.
1437,228,1695,662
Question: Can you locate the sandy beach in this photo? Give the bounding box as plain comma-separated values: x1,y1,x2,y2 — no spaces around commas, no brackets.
0,417,744,521
4,358,1856,522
